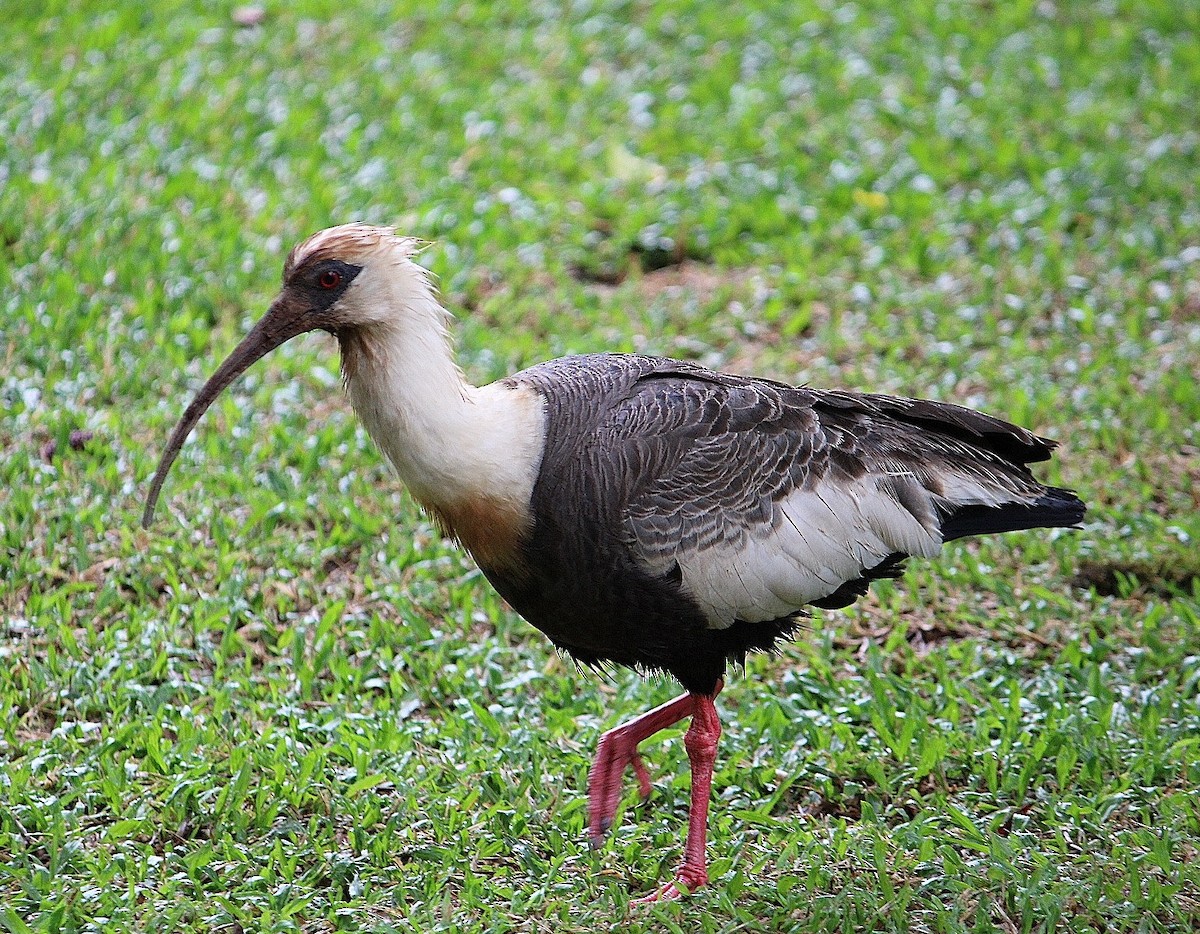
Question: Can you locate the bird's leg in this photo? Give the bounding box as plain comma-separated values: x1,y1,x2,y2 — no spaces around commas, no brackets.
632,691,722,903
588,680,726,845
587,690,697,845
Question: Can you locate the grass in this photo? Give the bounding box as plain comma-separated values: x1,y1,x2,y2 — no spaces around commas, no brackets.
2,0,1199,930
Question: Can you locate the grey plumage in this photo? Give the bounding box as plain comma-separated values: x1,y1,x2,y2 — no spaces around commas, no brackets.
482,353,1083,694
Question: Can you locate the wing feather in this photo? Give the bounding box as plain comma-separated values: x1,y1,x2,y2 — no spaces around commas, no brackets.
507,354,1081,638
610,369,1065,629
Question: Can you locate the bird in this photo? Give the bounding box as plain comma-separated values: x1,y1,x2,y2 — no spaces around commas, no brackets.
143,223,1086,902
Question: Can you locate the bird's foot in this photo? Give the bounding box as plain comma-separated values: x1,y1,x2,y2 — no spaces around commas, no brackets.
587,734,654,847
632,864,709,904
586,691,699,846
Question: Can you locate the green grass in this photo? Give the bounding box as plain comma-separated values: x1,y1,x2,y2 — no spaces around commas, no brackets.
3,0,1199,930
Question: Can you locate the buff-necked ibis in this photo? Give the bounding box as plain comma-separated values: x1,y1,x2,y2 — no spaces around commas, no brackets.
143,224,1086,901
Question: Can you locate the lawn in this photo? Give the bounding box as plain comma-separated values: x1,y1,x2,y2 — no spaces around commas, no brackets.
2,0,1199,931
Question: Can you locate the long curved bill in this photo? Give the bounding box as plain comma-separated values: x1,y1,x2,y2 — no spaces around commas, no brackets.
141,298,314,529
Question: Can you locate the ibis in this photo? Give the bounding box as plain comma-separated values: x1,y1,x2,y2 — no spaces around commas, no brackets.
143,224,1085,901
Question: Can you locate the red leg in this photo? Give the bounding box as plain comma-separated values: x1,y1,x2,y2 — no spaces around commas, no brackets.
632,692,722,903
587,690,696,846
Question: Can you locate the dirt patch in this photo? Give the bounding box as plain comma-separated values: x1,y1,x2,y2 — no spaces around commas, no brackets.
569,224,716,286
633,260,750,299
1073,556,1200,598
573,253,747,296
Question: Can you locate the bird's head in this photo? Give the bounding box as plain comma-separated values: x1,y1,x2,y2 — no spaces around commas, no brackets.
277,223,432,334
141,223,429,528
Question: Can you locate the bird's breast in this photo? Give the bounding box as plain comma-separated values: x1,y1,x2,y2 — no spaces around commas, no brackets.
427,493,534,575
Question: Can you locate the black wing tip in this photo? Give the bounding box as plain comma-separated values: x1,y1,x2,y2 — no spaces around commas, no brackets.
1030,486,1088,526
941,487,1086,542
809,552,909,610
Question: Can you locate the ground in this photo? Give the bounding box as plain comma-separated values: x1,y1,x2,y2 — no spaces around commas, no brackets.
2,1,1199,931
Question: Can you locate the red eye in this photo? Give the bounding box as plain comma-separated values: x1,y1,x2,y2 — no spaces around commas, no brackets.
318,269,342,289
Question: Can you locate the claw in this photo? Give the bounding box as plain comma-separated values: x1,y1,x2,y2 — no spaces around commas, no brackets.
632,881,688,904
631,860,711,904
633,884,684,904
630,751,653,800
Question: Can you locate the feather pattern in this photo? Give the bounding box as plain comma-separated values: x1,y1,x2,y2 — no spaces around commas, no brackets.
481,353,1083,693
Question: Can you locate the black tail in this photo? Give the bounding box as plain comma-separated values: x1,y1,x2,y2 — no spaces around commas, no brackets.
941,486,1086,542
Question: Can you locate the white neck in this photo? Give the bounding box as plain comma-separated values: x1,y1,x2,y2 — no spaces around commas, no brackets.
336,274,545,564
